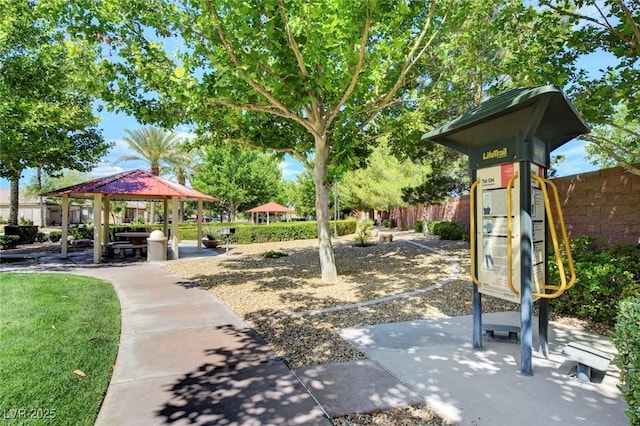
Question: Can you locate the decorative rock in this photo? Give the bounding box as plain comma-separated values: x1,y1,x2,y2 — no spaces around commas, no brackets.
378,233,393,243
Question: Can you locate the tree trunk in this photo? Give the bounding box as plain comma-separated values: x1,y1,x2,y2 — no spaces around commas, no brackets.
423,202,429,235
313,134,338,284
9,177,20,226
37,167,45,227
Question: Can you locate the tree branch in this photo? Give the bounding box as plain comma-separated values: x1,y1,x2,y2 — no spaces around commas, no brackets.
581,134,640,176
325,0,372,131
276,0,322,124
349,0,452,138
204,0,318,136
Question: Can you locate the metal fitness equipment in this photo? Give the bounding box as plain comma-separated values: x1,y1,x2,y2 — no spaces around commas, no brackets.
422,86,590,375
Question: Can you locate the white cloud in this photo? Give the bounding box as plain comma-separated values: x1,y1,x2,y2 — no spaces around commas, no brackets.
279,156,305,180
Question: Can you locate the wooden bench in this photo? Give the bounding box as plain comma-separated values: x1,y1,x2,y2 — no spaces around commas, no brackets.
105,242,147,258
562,342,614,383
483,324,520,342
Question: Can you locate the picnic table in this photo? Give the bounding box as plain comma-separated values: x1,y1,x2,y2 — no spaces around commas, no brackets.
105,232,151,258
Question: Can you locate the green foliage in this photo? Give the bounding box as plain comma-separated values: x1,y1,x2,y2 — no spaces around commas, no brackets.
381,219,390,228
414,220,424,233
35,232,48,243
3,225,39,244
340,140,425,212
427,220,441,235
191,143,284,221
550,239,640,326
71,226,94,240
48,231,62,243
0,235,20,250
539,1,640,174
176,220,356,244
354,219,375,247
118,127,187,176
284,172,316,219
262,250,289,259
234,222,317,244
613,298,640,425
432,221,464,240
131,216,145,225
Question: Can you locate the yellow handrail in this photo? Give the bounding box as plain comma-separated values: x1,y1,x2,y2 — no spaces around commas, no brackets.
531,175,576,298
506,173,520,296
469,179,482,287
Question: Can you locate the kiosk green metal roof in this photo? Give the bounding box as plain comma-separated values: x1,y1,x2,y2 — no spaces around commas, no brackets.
421,85,590,169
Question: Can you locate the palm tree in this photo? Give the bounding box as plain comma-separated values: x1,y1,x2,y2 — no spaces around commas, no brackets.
118,127,182,176
118,126,184,222
168,143,201,222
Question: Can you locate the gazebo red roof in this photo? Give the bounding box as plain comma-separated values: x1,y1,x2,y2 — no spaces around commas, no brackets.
42,169,216,201
246,201,294,213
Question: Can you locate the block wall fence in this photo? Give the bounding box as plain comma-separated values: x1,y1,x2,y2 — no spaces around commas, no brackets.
378,165,639,245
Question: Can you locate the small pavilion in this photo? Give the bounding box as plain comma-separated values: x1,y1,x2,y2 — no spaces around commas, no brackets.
42,169,216,263
247,202,294,225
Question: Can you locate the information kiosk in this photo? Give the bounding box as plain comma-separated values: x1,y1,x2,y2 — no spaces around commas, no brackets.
422,86,590,375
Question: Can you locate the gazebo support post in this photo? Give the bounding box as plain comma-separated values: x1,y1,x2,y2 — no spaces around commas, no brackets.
171,196,179,260
196,199,203,253
61,194,69,259
163,199,169,237
93,194,102,264
103,195,111,245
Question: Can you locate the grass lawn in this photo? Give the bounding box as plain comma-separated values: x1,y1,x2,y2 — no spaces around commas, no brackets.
0,273,120,425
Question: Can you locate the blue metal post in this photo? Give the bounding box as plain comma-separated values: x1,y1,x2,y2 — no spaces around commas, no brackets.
520,160,533,375
472,169,482,350
539,162,550,357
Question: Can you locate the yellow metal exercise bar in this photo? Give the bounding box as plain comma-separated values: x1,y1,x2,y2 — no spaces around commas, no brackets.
505,173,576,298
469,179,482,287
531,174,576,298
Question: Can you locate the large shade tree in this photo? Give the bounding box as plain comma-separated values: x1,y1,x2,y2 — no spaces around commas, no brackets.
0,1,110,225
191,143,284,221
54,0,582,283
54,0,463,283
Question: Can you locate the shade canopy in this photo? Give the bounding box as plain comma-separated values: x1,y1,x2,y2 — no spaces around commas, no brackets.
41,169,215,263
42,169,215,201
421,85,590,169
247,201,294,213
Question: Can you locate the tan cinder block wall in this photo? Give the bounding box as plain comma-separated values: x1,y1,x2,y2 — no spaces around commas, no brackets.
420,166,639,245
551,166,639,244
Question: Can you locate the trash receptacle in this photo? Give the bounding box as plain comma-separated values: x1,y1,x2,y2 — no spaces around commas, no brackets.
147,230,167,262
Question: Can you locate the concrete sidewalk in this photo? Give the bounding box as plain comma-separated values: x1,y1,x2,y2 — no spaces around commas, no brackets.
83,263,330,426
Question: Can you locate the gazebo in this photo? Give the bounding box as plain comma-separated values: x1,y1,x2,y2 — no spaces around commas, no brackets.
247,201,294,225
42,169,216,263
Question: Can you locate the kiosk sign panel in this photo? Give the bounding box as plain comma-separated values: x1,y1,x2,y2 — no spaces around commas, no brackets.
476,162,545,303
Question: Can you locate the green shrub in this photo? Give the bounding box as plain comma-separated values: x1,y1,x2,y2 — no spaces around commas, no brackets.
0,235,20,250
433,221,463,240
72,226,94,240
3,225,39,244
35,232,47,243
613,298,640,424
263,250,288,258
354,219,374,247
427,220,441,235
381,219,390,228
550,239,640,326
48,231,62,243
414,220,424,233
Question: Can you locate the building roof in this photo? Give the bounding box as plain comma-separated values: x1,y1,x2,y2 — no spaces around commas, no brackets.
41,169,216,201
246,201,294,213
